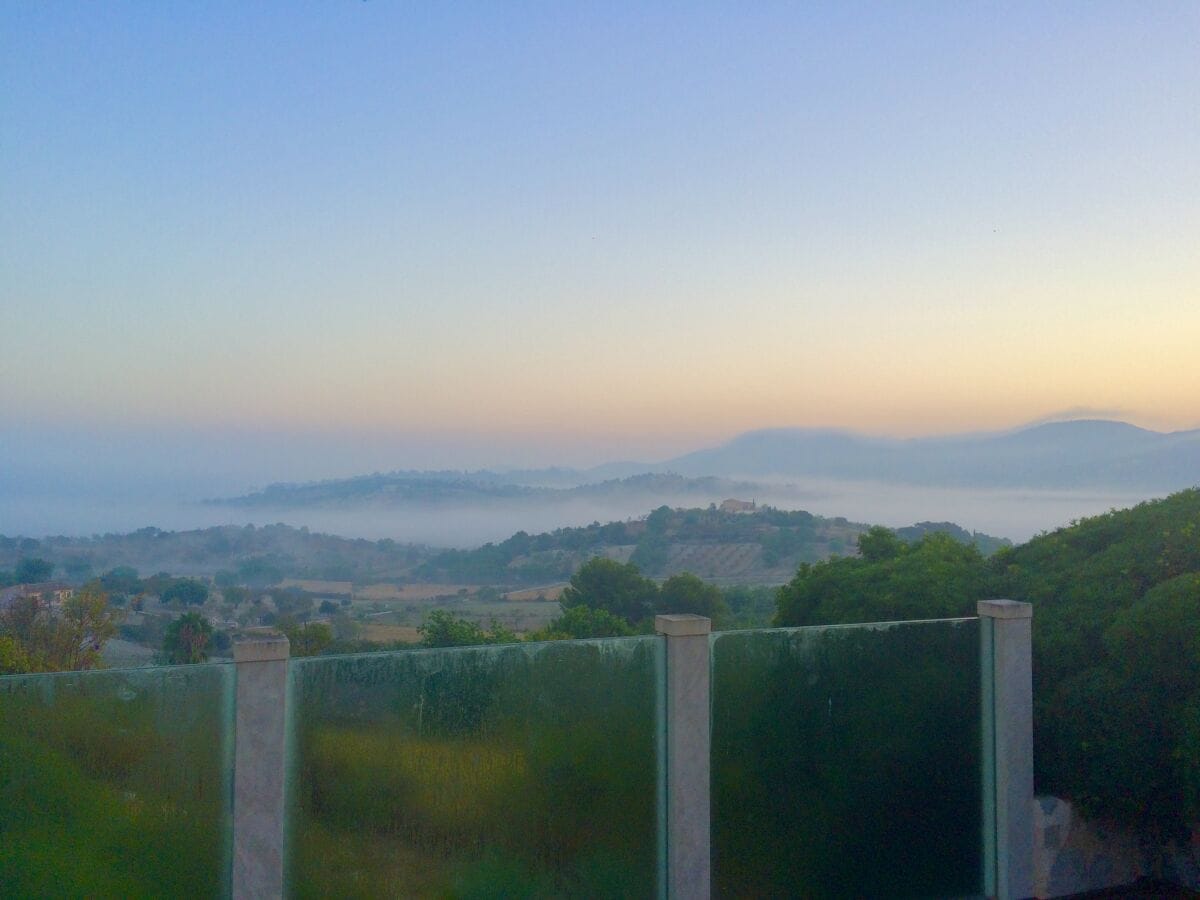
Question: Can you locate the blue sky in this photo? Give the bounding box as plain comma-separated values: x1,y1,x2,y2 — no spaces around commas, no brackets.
3,2,1199,469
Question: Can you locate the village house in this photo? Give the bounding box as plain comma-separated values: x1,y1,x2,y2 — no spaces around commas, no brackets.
0,581,75,611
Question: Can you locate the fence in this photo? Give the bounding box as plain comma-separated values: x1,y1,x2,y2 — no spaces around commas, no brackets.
0,601,1032,899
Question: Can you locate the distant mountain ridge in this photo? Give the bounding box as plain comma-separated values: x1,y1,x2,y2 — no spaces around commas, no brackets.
211,419,1200,507
211,471,763,508
659,420,1200,489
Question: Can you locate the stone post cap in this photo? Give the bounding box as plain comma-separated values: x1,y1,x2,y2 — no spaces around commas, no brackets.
977,599,1033,619
655,614,712,636
233,634,291,663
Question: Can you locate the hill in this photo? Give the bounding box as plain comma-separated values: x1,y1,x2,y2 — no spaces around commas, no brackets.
1,507,1007,591
417,505,1008,586
776,487,1200,836
0,524,436,586
209,471,764,509
663,419,1200,490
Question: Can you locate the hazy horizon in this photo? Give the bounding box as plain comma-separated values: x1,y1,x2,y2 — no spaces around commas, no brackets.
3,5,1198,545
0,417,1180,545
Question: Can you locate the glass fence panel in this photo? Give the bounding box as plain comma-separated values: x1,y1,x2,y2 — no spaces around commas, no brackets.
711,619,982,899
0,664,236,898
287,636,663,899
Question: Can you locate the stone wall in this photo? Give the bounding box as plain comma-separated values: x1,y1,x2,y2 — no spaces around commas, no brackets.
1033,795,1200,898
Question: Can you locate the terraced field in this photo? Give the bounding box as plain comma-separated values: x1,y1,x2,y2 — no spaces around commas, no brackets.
665,542,765,578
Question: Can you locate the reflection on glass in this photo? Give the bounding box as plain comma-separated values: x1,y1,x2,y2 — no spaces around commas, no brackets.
711,619,982,898
0,664,235,897
287,637,662,898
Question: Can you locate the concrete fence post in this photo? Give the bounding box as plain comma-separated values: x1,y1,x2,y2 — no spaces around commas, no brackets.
979,600,1034,900
655,614,712,900
232,634,290,900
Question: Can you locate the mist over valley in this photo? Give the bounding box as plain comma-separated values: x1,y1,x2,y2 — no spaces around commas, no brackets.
2,419,1187,546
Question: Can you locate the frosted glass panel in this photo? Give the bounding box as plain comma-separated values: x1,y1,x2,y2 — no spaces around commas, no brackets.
711,619,982,898
0,664,236,898
287,637,663,898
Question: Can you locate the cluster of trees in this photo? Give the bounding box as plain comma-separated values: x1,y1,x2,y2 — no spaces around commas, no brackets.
418,558,735,647
774,489,1200,838
0,582,118,674
558,558,729,628
0,557,56,587
0,524,435,591
418,610,520,648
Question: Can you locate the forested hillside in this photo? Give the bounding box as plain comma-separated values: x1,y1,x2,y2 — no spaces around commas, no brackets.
0,525,435,585
2,506,1008,592
417,505,1008,585
776,488,1200,837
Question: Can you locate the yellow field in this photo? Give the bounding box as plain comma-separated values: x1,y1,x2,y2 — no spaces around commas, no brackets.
502,585,566,602
357,583,475,601
361,623,423,644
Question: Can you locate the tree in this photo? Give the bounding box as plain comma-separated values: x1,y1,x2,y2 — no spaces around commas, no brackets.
419,610,519,648
274,588,313,620
161,578,209,606
856,526,904,563
0,635,32,675
775,532,988,627
163,612,213,664
100,566,139,591
61,557,94,580
0,581,117,673
658,572,730,625
221,585,248,607
15,557,53,583
559,557,659,626
528,605,633,641
277,618,334,657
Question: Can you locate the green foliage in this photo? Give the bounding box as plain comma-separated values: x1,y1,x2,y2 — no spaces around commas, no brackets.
288,638,659,896
0,636,32,675
712,622,981,896
14,557,53,583
221,585,248,606
0,666,233,896
775,490,1200,837
61,557,94,580
99,566,143,601
775,531,988,627
0,582,118,674
159,578,209,606
162,612,213,664
894,521,1011,556
629,531,669,571
658,572,730,625
419,610,520,648
237,555,285,587
857,525,905,562
720,585,778,629
559,557,659,626
528,605,634,641
415,503,947,584
274,587,314,620
988,489,1200,835
278,619,335,657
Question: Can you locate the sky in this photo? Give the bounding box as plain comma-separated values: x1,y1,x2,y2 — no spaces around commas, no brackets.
3,2,1200,473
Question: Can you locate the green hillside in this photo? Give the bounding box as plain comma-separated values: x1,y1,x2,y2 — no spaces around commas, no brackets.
777,488,1200,836
417,505,1008,586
